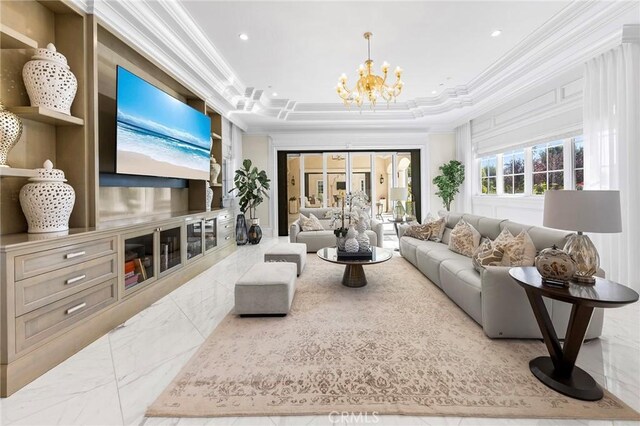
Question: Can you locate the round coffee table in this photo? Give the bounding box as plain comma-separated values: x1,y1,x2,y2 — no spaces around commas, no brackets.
509,266,639,401
317,246,392,288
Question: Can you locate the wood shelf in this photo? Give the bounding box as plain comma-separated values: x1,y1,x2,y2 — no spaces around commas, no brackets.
7,106,84,126
0,24,38,49
0,167,37,178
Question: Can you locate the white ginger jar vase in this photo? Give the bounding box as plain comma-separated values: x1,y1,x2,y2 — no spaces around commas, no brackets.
22,43,78,115
210,153,221,185
205,181,214,211
20,160,75,233
355,220,370,252
0,102,22,167
344,225,359,253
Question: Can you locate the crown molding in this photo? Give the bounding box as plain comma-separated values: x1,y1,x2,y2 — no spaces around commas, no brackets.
72,0,636,133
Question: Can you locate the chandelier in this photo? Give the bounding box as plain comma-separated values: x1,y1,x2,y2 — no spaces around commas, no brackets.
336,32,404,110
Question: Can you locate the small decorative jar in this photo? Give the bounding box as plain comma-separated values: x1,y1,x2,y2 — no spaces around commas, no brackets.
205,181,213,211
0,102,23,167
22,43,78,115
535,245,577,285
344,225,359,253
19,160,75,233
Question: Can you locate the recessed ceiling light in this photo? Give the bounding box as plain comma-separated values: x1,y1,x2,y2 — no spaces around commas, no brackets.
431,90,437,94
491,30,502,37
239,33,249,41
272,92,278,97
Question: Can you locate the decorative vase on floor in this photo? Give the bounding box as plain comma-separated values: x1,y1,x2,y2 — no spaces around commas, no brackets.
247,218,262,244
205,182,213,211
235,213,248,245
344,225,359,253
22,43,78,115
210,154,221,186
355,220,370,252
0,102,22,167
19,160,75,233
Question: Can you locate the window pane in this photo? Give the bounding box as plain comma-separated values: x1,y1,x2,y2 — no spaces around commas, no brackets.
481,167,487,178
488,177,497,194
503,154,513,175
533,173,546,195
482,178,488,194
532,147,547,172
549,171,564,190
504,176,514,194
548,144,564,171
487,157,497,177
574,140,584,169
575,169,584,190
514,174,525,194
513,151,525,174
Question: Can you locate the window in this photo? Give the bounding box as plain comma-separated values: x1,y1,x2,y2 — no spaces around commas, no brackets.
502,150,525,194
532,141,564,195
573,136,584,190
480,156,497,194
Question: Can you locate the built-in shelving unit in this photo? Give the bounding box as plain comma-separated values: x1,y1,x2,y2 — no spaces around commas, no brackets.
0,168,37,178
8,106,84,126
0,23,38,49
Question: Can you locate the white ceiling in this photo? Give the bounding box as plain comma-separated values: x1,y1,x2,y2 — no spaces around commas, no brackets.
181,1,569,104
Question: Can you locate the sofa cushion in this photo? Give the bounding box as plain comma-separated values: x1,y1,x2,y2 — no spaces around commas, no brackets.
441,227,453,245
299,213,324,231
461,214,485,233
440,265,482,324
448,220,481,257
445,212,463,229
476,217,506,240
527,226,572,252
500,221,533,238
440,257,476,277
296,230,336,252
496,230,536,266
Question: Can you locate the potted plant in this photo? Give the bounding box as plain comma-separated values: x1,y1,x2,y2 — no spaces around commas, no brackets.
433,160,465,212
229,159,270,245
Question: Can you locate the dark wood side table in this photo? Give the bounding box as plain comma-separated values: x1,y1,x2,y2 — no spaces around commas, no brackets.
509,267,639,401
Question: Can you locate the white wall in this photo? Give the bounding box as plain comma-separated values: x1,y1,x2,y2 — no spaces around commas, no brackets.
240,134,271,229
427,133,457,215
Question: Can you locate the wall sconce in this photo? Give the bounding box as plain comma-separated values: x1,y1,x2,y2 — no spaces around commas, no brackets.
379,174,384,184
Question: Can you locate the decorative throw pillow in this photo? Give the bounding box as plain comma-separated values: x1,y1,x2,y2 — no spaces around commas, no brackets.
404,223,432,240
472,239,505,272
493,227,513,247
299,213,324,231
498,230,537,266
426,216,447,242
448,220,481,257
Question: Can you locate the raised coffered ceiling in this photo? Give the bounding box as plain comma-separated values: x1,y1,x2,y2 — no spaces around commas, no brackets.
80,0,639,132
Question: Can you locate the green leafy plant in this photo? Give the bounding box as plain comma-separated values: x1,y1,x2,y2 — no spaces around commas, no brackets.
229,159,270,219
433,160,465,211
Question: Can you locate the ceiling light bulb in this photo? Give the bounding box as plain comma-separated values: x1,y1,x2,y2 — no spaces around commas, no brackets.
239,33,249,41
491,30,502,37
432,90,437,94
272,92,278,97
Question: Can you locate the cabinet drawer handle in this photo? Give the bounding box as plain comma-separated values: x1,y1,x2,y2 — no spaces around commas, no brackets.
225,224,230,229
225,236,231,240
66,302,87,315
66,274,86,285
65,251,86,259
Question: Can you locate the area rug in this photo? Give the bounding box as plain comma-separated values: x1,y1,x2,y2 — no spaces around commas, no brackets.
147,255,639,420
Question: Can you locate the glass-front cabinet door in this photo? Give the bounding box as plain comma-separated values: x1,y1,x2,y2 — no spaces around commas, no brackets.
159,226,182,276
204,217,217,252
123,229,157,295
186,220,204,262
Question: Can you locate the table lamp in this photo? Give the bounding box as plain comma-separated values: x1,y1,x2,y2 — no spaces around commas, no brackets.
543,190,621,284
389,187,408,222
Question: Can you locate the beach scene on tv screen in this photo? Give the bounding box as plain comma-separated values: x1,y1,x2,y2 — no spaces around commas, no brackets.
116,67,211,180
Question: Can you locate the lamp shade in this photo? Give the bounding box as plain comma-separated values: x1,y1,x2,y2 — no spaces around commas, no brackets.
543,190,621,233
389,187,408,201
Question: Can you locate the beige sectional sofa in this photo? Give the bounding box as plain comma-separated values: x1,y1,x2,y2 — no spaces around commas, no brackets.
399,212,604,339
290,208,384,253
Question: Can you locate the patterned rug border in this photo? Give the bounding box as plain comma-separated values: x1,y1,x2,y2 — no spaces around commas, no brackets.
147,256,640,421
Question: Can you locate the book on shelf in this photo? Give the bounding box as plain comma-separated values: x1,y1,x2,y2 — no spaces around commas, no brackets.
124,260,136,274
125,273,140,288
134,258,147,280
124,271,135,279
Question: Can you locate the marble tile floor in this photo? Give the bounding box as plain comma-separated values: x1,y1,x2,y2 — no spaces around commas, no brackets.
1,236,638,426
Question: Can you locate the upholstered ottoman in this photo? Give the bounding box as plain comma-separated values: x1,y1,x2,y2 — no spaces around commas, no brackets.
264,242,307,275
234,262,297,315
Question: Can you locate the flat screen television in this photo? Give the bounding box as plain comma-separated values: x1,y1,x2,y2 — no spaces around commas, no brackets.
115,66,211,180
